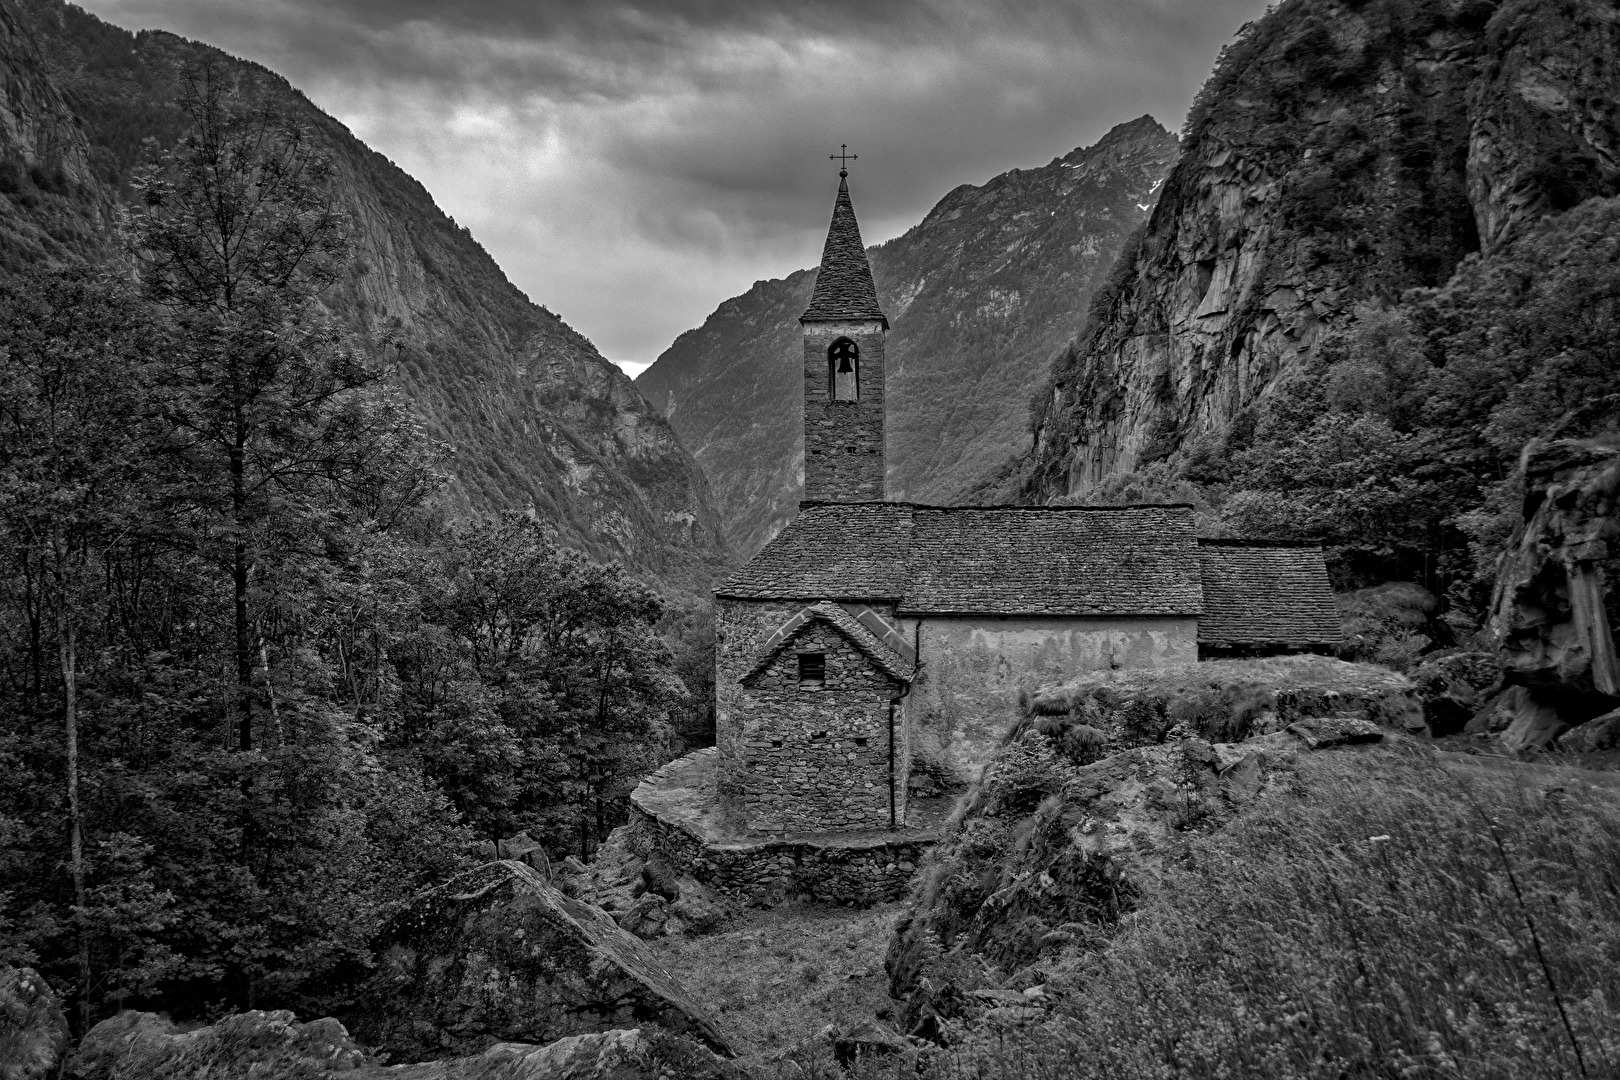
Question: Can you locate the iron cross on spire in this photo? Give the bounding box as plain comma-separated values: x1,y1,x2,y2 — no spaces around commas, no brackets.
830,144,857,177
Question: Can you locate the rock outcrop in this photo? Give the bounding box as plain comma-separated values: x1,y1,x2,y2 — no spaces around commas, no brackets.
885,720,1395,1035
348,860,731,1063
372,1029,742,1080
0,966,68,1080
5,0,726,595
636,118,1177,557
70,1010,737,1080
71,1010,366,1079
1484,437,1620,749
1025,0,1620,501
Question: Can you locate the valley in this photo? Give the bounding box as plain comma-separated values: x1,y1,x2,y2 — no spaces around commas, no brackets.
2,0,1620,1078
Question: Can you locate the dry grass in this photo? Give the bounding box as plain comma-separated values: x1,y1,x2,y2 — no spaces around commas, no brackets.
778,744,1620,1079
646,900,903,1061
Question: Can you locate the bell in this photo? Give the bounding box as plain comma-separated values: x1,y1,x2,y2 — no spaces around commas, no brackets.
837,355,854,374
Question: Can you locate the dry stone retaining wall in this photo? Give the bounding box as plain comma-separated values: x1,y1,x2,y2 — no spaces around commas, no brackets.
630,751,932,905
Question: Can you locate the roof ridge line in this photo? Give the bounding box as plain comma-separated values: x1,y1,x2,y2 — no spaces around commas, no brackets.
797,500,1197,511
1198,537,1326,548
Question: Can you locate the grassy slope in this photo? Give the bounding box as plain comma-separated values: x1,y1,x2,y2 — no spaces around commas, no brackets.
850,650,1620,1079
647,901,903,1061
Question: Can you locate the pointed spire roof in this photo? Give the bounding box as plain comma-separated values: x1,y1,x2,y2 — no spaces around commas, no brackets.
801,175,888,329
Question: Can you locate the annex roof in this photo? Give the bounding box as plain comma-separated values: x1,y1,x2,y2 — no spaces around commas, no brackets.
741,601,915,684
800,177,888,328
718,502,1204,617
905,505,1203,615
1197,540,1343,647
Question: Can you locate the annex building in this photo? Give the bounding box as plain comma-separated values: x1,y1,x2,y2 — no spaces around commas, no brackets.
710,169,1342,839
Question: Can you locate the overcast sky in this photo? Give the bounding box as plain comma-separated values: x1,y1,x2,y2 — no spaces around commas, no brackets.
75,0,1271,375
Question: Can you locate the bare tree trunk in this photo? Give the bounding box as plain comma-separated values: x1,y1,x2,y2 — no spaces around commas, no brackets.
59,596,90,1033
258,637,283,747
231,412,253,754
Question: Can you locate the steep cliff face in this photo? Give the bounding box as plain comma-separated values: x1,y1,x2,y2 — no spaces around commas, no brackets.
0,0,108,269
637,118,1177,557
6,0,725,591
1026,0,1620,501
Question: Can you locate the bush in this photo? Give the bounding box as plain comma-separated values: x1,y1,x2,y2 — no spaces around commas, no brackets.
872,747,1620,1079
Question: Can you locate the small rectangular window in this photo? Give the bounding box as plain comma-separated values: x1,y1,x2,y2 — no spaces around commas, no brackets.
798,653,825,688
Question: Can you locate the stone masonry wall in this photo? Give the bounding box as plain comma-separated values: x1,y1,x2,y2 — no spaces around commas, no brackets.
628,757,928,906
803,319,886,502
740,624,905,833
715,598,803,825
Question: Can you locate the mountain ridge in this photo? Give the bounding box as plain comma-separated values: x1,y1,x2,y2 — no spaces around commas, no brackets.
1022,0,1620,502
637,115,1179,557
2,0,727,594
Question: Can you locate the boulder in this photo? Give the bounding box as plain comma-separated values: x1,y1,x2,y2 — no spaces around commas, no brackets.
0,966,69,1080
1489,438,1620,709
639,852,680,902
1286,716,1385,750
483,832,551,880
831,1019,914,1067
1493,686,1573,753
69,1011,738,1080
669,877,725,936
1558,707,1620,754
1409,651,1503,736
348,861,730,1063
614,894,668,939
70,1010,367,1080
368,1029,743,1080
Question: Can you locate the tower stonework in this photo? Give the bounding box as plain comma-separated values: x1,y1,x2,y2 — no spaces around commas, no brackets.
801,175,889,503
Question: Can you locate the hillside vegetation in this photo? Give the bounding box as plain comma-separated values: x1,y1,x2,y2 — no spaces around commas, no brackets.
1023,0,1620,633
5,0,726,596
637,118,1176,556
867,679,1620,1079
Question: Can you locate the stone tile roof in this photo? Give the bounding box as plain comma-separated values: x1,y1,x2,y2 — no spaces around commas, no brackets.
904,506,1202,616
800,177,888,328
717,502,912,600
742,601,916,683
1197,540,1343,646
719,502,1203,617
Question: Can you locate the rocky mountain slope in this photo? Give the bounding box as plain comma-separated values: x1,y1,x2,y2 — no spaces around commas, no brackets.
0,0,725,593
636,117,1177,557
1024,0,1620,500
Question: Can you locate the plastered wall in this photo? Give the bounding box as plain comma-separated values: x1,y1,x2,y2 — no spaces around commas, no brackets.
904,614,1198,781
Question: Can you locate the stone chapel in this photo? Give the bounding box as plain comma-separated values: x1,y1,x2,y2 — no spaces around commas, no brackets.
710,170,1342,838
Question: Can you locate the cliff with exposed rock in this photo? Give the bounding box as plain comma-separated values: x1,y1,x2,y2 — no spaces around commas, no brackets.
2,0,726,593
1025,0,1620,501
637,118,1177,556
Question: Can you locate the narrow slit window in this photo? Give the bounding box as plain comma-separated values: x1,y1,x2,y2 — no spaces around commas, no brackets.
827,338,859,401
798,652,825,689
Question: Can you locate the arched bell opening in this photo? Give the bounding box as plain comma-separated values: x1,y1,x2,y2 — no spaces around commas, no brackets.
827,337,859,401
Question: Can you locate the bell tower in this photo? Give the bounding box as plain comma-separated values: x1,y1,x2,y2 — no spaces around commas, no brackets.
801,150,888,503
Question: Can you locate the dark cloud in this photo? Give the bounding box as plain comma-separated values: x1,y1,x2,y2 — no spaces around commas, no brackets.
78,0,1272,368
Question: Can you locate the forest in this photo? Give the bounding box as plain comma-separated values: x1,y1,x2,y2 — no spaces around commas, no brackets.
0,70,700,1029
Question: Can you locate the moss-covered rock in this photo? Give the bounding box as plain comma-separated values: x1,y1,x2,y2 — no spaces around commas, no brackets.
371,1029,743,1080
70,1010,367,1080
0,966,69,1080
1019,655,1421,756
347,860,731,1063
69,1010,738,1080
885,712,1400,1036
